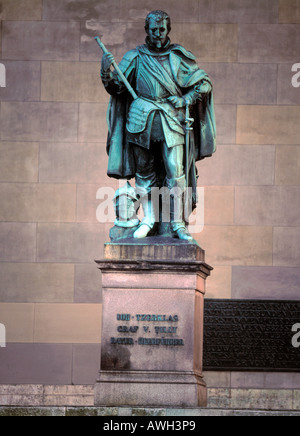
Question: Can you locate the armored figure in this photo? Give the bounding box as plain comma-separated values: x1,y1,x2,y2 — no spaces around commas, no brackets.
100,10,216,240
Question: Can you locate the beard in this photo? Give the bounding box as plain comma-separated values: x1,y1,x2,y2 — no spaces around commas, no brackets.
145,36,170,52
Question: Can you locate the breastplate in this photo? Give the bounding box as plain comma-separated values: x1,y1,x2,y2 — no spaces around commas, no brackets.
136,55,172,100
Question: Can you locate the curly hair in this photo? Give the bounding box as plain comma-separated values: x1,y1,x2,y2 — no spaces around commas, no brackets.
145,10,171,34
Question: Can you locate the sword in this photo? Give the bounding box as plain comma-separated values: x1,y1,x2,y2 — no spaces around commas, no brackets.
95,36,138,100
185,104,194,183
185,104,194,214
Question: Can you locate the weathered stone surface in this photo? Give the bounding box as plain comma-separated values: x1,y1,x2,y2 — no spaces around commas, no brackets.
198,0,278,23
0,183,76,222
0,394,44,408
273,227,300,267
0,61,40,101
238,24,300,63
207,388,231,408
80,21,145,63
77,183,120,224
0,223,36,263
231,389,293,410
41,61,109,103
0,344,73,384
1,406,300,417
194,226,273,267
279,0,300,23
275,146,300,185
0,102,78,142
99,287,204,371
0,383,299,413
0,0,42,20
2,21,80,61
235,186,300,226
74,264,102,303
37,223,110,263
237,106,300,144
65,407,118,416
294,390,300,410
277,65,300,105
172,23,238,62
95,372,207,407
44,385,94,407
39,142,106,183
0,407,65,417
213,105,237,144
204,371,231,388
198,146,275,186
202,63,277,105
0,263,74,303
34,303,102,343
204,186,234,225
232,266,300,300
102,270,204,293
231,372,300,389
205,265,232,299
78,103,108,142
0,303,34,342
119,0,200,23
72,344,101,384
43,0,120,21
0,142,39,183
103,239,205,262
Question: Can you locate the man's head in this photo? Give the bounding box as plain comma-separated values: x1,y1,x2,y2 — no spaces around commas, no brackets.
145,10,171,50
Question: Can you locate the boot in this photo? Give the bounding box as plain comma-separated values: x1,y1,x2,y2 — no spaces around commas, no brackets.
168,176,193,242
133,183,157,239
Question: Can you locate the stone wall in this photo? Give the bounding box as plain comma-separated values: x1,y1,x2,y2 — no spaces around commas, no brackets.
1,384,300,415
0,0,299,405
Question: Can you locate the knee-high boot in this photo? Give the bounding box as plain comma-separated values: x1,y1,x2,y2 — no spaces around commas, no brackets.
133,173,157,239
167,175,193,241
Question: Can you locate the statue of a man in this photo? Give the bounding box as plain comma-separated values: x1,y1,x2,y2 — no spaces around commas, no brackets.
100,10,216,241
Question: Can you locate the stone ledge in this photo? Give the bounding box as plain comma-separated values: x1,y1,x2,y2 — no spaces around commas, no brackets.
103,238,205,262
0,385,94,408
0,385,300,411
0,407,300,417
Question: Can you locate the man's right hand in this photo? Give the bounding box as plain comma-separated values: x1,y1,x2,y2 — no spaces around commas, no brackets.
101,52,115,72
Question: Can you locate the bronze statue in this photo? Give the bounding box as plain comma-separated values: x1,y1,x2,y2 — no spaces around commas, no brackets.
97,10,216,241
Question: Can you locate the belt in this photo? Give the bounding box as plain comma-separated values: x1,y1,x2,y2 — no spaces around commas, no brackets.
137,94,170,104
136,95,183,129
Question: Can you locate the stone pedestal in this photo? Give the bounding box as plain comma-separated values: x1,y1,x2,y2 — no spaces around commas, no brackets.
95,238,212,408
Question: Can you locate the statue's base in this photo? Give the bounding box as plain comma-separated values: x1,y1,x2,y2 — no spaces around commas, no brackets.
95,238,212,408
109,222,174,242
95,371,206,408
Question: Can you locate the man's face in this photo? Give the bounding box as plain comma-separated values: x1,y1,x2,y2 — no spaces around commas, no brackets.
147,18,169,49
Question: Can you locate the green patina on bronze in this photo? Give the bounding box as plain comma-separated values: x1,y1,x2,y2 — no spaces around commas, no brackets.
96,10,216,242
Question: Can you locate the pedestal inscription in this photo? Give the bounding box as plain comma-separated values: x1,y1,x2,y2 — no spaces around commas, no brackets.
95,240,212,407
112,313,183,346
101,290,195,373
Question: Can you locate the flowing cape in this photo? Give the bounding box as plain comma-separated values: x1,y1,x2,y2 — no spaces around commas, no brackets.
106,44,216,180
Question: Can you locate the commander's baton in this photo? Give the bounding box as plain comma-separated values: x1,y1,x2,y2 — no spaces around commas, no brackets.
95,36,138,100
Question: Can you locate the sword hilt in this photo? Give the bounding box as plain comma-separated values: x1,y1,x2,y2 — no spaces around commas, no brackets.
185,105,194,131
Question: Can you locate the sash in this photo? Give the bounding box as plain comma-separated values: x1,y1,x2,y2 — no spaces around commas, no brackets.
138,51,182,97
